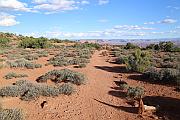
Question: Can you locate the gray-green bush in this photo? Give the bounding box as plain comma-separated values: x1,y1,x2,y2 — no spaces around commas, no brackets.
0,108,24,120
36,69,86,85
4,72,28,79
0,80,75,101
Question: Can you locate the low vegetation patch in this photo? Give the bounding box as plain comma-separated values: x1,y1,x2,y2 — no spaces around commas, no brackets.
36,69,86,85
18,37,50,49
0,80,75,101
143,67,180,85
7,59,42,69
127,86,144,99
0,108,24,120
4,72,28,79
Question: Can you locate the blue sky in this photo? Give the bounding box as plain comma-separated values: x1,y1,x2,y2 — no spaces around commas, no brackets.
0,0,180,39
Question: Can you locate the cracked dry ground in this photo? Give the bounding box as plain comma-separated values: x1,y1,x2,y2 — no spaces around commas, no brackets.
1,50,180,120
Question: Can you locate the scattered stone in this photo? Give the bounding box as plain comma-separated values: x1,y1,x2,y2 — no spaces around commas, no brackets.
41,101,48,108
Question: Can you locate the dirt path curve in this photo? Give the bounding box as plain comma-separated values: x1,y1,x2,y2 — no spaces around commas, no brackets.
43,50,138,120
1,50,139,120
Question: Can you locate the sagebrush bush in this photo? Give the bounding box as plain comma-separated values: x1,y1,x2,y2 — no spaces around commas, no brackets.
127,86,144,99
7,59,42,69
24,54,39,61
77,63,87,68
0,108,24,120
57,83,75,95
0,86,21,97
124,49,151,73
4,72,28,79
119,84,129,90
0,80,75,101
36,69,86,85
114,56,126,64
143,68,180,84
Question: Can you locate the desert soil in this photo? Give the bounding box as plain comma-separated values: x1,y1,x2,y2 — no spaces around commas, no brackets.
0,50,180,120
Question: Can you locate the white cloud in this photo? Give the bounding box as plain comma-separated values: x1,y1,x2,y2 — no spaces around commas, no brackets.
144,18,177,25
98,0,109,5
81,0,89,5
32,0,48,4
159,19,177,24
0,12,19,26
0,0,34,12
113,25,154,30
33,0,80,13
144,22,155,25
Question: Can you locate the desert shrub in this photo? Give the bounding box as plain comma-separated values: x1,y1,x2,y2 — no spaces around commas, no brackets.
4,72,28,79
143,68,180,84
0,63,5,69
7,59,42,69
6,54,22,60
74,43,101,50
14,80,29,86
0,37,10,47
37,51,48,57
146,41,177,52
114,56,126,64
49,56,69,67
0,86,21,97
0,59,5,62
19,37,50,49
0,108,24,120
77,63,87,68
24,54,39,61
20,86,41,101
127,86,144,99
124,49,151,73
39,85,59,97
57,83,75,95
36,69,86,85
124,43,139,49
119,84,129,90
0,80,75,101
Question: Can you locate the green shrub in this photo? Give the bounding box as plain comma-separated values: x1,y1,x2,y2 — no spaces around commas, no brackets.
39,85,59,97
115,56,126,64
4,72,28,79
124,49,151,73
0,37,10,47
36,69,86,85
74,43,101,50
19,37,50,49
24,54,39,61
143,68,180,84
0,80,75,101
0,108,24,120
7,59,42,69
124,43,139,49
0,86,21,97
57,83,75,95
127,87,144,99
77,63,87,68
119,84,129,90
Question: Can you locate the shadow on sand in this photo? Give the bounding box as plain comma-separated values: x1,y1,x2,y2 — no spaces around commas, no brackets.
93,98,137,114
94,66,128,73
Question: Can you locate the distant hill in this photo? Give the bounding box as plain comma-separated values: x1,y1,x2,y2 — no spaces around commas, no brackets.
78,38,180,47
